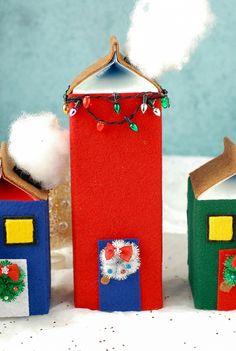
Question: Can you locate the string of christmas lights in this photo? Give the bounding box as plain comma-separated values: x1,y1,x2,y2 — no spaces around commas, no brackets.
63,90,169,132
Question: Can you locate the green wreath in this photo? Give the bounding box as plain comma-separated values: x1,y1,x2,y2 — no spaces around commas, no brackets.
0,260,25,302
223,255,236,287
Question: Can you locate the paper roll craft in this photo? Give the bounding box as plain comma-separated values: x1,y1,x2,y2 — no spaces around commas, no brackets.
0,143,50,317
188,137,236,310
64,36,169,311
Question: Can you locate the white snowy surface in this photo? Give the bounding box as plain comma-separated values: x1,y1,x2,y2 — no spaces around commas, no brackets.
2,156,236,351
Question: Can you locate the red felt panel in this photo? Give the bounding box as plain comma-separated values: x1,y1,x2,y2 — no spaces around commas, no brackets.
217,249,236,311
69,93,163,310
0,178,33,201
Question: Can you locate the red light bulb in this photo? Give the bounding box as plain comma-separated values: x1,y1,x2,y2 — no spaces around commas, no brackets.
97,122,105,132
232,255,236,268
83,96,91,109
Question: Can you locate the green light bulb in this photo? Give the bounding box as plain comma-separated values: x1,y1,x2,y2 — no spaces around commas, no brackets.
114,103,120,114
161,96,169,109
129,122,138,132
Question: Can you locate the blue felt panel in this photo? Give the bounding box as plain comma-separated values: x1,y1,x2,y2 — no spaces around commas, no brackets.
0,200,50,315
98,239,141,312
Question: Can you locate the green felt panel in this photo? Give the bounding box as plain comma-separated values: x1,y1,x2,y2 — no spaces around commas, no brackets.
187,179,236,309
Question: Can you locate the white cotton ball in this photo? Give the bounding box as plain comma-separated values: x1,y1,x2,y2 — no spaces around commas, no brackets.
126,0,215,78
8,112,69,190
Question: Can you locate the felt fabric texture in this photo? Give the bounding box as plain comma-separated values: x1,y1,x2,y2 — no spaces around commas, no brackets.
0,200,50,316
188,178,236,310
98,239,141,312
217,249,236,310
208,216,233,241
70,93,163,311
0,177,33,201
0,142,48,201
4,218,35,244
190,137,236,199
67,36,162,95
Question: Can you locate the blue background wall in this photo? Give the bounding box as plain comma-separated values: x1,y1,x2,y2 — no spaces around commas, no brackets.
0,0,235,156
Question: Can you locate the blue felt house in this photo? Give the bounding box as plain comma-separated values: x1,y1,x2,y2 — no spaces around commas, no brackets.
0,142,50,317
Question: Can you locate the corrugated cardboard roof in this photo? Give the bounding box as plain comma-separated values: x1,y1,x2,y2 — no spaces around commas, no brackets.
66,36,163,95
0,142,48,200
190,137,236,199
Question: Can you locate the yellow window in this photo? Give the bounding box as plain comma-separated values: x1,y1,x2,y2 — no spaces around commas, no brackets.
4,218,35,244
208,216,233,241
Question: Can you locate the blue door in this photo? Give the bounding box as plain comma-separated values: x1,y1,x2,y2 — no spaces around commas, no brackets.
98,238,141,312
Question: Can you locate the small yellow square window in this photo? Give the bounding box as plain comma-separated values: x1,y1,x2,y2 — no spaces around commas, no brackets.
4,218,35,244
208,216,233,241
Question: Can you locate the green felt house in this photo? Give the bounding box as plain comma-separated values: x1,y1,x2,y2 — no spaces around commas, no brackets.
188,137,236,310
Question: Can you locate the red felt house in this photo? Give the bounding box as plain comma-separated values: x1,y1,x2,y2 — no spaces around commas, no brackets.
64,36,169,311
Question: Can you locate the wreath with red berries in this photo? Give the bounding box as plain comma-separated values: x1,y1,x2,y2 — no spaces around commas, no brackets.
0,260,25,302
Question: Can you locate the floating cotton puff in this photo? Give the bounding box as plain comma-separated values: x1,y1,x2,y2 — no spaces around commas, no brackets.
126,0,215,78
8,112,69,190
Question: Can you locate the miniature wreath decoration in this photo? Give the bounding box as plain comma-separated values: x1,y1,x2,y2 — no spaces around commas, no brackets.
0,260,25,302
223,255,236,287
100,240,140,285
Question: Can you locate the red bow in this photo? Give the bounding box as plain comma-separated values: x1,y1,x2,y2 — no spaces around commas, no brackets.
105,243,133,262
0,264,20,282
232,256,236,268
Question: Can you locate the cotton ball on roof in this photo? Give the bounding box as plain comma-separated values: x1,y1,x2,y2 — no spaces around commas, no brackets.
126,0,215,78
8,112,69,190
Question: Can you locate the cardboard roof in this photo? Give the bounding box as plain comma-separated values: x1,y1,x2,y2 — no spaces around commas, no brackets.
66,36,163,95
190,137,236,199
0,142,48,200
